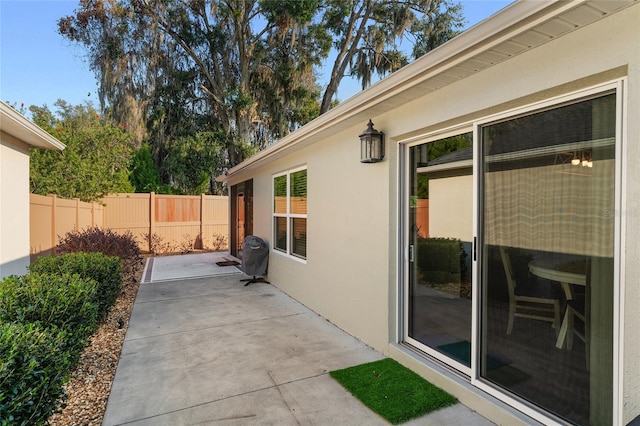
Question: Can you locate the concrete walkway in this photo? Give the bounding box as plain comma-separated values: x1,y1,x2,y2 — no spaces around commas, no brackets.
103,253,494,425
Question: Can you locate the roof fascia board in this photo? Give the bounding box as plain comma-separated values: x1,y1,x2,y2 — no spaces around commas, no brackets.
0,102,65,150
221,0,583,182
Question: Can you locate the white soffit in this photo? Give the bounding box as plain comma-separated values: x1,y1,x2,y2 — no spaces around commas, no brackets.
0,101,65,150
222,0,637,181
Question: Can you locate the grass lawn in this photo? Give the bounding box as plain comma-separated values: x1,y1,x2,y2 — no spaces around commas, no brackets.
330,358,457,424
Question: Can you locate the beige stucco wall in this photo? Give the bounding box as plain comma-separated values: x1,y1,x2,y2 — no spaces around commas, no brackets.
234,124,392,351
0,131,31,278
229,3,640,424
429,175,473,242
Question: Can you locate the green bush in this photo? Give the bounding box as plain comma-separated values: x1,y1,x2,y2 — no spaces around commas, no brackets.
29,252,122,319
56,227,142,283
416,237,467,285
0,273,99,349
0,322,74,426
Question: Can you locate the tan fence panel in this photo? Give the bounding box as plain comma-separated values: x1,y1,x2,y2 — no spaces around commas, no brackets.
154,222,202,251
29,194,105,260
102,193,151,251
103,193,229,252
31,193,229,256
78,201,95,229
30,194,55,257
202,195,229,250
55,197,78,239
94,205,104,227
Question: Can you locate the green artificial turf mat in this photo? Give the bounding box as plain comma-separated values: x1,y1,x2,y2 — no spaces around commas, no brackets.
330,358,458,424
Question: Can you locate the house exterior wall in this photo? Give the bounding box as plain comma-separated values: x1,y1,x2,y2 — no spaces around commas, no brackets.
0,131,32,278
232,126,392,351
383,7,640,423
228,4,640,424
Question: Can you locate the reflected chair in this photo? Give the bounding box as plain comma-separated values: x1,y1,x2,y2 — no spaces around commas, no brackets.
565,299,586,349
561,260,589,369
564,297,589,370
499,247,561,334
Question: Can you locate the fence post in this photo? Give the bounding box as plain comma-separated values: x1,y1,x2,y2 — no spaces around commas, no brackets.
49,194,57,254
200,194,205,249
91,201,95,228
74,198,80,231
149,192,155,252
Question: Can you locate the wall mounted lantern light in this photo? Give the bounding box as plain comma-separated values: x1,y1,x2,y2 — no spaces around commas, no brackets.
359,119,385,163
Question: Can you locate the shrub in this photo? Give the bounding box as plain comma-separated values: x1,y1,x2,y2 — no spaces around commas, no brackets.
29,252,122,319
0,322,74,426
210,233,228,251
416,237,467,285
143,232,177,255
56,227,142,283
143,232,195,255
0,273,99,349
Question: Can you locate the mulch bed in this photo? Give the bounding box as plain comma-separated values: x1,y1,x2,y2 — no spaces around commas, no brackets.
47,260,145,426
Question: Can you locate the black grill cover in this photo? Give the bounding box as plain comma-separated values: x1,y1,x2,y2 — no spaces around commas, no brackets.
241,236,269,276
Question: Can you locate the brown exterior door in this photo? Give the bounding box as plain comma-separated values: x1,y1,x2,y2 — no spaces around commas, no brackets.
230,180,253,259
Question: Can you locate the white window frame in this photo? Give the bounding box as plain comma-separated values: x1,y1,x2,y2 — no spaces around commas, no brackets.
273,166,307,262
471,79,625,426
401,125,475,378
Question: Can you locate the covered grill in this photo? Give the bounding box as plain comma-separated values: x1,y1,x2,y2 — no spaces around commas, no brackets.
240,235,270,285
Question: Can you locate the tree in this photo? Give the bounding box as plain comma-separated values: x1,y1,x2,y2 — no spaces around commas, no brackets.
129,144,161,193
58,0,465,166
59,0,328,167
29,101,135,202
162,130,234,195
319,0,465,113
411,0,465,59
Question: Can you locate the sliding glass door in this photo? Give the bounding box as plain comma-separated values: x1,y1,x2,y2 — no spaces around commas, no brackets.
403,87,619,425
406,131,474,372
480,93,616,425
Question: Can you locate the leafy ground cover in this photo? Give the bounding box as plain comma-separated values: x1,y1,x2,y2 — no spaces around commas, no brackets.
330,358,457,424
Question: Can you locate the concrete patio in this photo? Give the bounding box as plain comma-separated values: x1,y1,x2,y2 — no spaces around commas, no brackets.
103,252,495,425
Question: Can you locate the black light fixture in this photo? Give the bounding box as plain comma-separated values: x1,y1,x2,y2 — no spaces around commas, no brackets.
359,119,385,163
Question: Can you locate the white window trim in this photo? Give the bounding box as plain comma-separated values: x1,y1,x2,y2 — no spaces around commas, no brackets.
273,166,307,263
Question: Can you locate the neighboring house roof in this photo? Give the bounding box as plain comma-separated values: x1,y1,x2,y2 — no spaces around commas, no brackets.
428,146,473,167
0,101,65,150
219,0,634,182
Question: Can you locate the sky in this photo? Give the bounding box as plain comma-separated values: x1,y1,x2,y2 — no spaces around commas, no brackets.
0,0,513,118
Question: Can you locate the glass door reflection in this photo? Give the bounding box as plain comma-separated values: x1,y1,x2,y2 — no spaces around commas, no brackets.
480,94,615,425
407,132,473,371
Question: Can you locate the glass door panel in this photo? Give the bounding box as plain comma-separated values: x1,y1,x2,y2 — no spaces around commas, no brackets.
480,94,615,425
407,132,473,370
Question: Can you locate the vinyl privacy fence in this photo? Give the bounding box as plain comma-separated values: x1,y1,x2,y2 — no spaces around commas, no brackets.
30,193,229,258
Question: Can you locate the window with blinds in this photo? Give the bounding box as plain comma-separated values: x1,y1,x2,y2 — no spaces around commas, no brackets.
273,167,307,259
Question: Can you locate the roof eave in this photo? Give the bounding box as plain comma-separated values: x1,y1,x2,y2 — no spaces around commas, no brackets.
0,101,66,151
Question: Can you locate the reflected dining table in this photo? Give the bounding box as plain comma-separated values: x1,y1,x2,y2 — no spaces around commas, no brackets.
528,260,586,349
